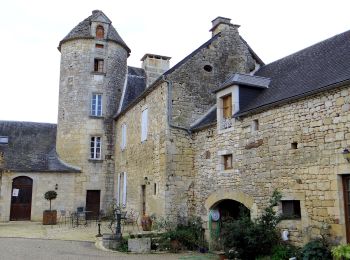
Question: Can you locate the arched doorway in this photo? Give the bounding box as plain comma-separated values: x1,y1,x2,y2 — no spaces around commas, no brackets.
10,176,33,221
212,199,250,220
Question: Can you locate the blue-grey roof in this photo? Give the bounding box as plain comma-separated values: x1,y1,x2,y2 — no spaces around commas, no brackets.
0,121,80,173
58,10,130,53
213,73,270,93
236,29,350,116
119,67,147,113
190,107,217,131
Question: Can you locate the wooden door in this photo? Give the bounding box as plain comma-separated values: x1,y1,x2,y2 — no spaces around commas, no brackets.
343,175,350,242
141,185,146,215
85,190,100,220
10,176,33,221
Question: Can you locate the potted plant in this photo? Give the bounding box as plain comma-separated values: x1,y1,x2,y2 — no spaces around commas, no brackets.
43,190,58,225
141,214,152,231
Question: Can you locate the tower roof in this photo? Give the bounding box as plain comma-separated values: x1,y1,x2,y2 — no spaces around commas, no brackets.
58,10,130,54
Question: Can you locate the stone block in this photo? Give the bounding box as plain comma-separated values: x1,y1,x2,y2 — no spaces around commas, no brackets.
128,238,151,253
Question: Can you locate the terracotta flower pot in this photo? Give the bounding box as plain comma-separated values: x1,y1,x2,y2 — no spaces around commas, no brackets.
43,210,57,225
141,215,152,231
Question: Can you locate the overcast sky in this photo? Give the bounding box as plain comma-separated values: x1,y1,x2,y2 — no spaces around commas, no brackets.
1,0,349,123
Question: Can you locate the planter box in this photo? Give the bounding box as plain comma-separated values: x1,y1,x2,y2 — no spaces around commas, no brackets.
128,237,151,253
43,210,57,225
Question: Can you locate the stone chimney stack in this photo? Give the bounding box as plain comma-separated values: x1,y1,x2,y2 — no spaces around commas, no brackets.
141,54,171,87
210,16,240,36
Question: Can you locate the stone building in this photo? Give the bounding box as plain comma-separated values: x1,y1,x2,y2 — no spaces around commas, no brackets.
1,10,350,245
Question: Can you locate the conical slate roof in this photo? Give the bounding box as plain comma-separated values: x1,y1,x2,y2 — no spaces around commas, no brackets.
58,10,130,53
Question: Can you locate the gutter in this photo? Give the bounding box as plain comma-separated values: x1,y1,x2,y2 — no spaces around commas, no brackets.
162,75,192,135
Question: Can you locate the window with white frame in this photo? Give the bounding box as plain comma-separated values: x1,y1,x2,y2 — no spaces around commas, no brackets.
90,136,101,159
141,108,148,142
0,136,9,144
91,94,102,116
121,123,127,150
116,172,127,208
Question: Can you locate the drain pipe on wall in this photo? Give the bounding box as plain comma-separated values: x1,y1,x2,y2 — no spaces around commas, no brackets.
162,75,192,135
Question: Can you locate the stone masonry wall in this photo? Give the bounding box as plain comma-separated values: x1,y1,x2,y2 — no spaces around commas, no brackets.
115,82,168,217
168,26,256,129
192,85,350,245
56,38,127,211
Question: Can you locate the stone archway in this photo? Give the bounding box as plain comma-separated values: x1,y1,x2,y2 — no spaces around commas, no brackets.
205,190,257,218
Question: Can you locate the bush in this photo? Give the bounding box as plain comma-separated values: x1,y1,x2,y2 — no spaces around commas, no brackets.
332,244,350,260
301,239,332,260
221,190,282,259
159,216,206,252
271,243,301,260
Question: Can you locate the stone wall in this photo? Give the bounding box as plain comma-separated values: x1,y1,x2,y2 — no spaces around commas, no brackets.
56,38,128,211
168,26,256,129
115,82,168,217
192,85,350,245
0,172,76,221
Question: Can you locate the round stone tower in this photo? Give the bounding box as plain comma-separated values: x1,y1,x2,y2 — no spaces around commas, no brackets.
56,10,130,210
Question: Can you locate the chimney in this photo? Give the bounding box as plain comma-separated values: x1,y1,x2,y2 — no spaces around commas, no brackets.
210,16,240,36
141,54,171,87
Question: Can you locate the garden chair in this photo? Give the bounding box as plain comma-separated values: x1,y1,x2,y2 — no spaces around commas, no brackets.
123,209,139,231
58,209,71,226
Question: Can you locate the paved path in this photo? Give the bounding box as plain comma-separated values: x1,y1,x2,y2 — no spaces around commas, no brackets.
0,237,211,260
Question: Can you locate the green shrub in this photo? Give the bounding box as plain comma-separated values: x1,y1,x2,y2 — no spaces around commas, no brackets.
44,190,57,211
301,239,332,260
221,190,282,259
332,244,350,260
271,243,301,260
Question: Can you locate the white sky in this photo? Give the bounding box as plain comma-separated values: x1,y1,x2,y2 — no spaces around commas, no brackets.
1,0,349,123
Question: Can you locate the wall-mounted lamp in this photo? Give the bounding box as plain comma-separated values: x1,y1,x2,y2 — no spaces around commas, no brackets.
342,148,350,162
55,184,58,190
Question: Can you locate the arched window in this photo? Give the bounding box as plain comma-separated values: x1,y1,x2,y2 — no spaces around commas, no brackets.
96,25,104,39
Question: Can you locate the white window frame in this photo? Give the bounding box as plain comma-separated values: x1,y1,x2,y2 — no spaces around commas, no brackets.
0,136,9,144
216,85,239,133
141,108,148,142
121,123,127,150
90,136,102,159
91,93,102,116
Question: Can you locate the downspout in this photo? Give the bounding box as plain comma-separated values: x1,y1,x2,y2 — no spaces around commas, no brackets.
162,75,192,135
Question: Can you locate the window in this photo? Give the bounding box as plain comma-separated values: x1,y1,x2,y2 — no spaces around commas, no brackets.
281,200,301,219
154,183,157,195
252,119,259,131
90,136,101,159
291,142,298,149
223,154,233,170
0,136,8,144
91,94,102,116
116,172,127,208
94,59,104,73
222,94,232,119
121,123,127,150
95,44,104,49
141,108,148,142
96,25,104,39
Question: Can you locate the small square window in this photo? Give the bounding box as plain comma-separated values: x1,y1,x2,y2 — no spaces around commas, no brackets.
94,59,104,73
291,142,298,149
95,44,104,49
281,200,301,219
0,136,8,144
223,154,233,170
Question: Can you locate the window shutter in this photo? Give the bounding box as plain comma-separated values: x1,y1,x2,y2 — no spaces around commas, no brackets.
122,172,127,208
141,109,148,141
116,173,121,206
223,95,232,118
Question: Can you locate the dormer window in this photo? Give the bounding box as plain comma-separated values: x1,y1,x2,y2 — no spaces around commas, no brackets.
222,94,232,119
0,136,8,144
96,25,104,39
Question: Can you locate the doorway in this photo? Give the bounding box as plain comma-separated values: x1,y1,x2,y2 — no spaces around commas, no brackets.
85,190,100,220
10,176,33,221
343,175,350,242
